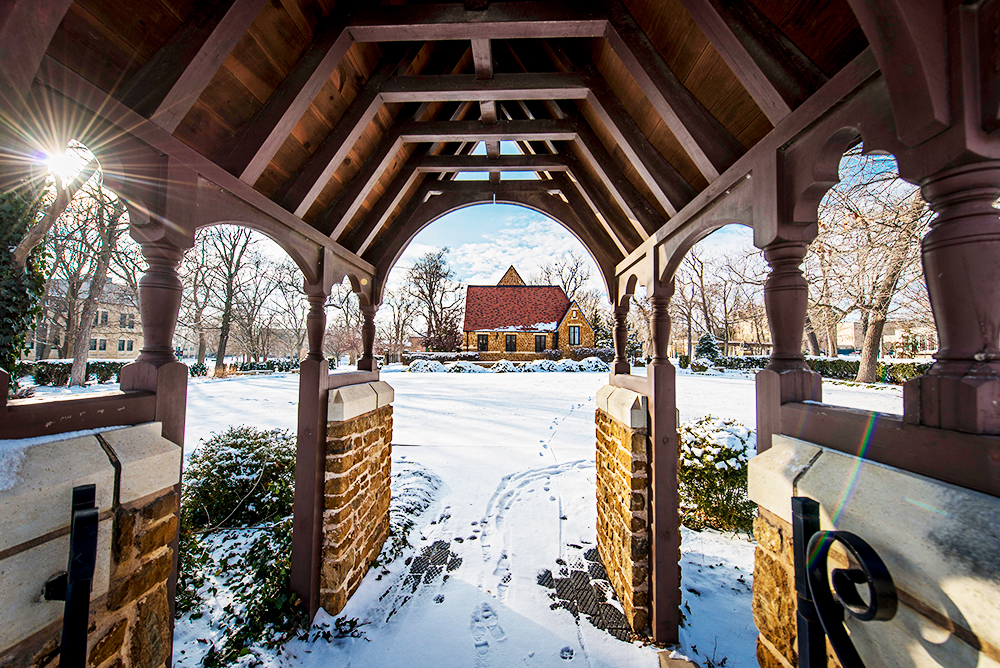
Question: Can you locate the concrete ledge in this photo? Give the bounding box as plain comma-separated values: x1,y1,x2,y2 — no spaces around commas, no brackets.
0,435,114,553
747,435,821,524
0,520,112,651
596,384,647,430
328,381,395,423
751,434,1000,667
101,423,181,504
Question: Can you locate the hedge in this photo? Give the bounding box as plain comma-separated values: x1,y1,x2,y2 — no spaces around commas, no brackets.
31,360,128,386
569,347,615,363
402,351,479,364
679,354,933,385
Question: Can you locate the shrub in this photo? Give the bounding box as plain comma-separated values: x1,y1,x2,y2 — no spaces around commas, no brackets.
539,348,563,361
189,362,208,377
678,415,756,536
408,359,447,373
555,359,580,372
181,426,296,532
491,359,519,373
578,356,611,373
449,360,487,373
694,333,721,361
678,355,690,369
523,359,559,372
402,351,479,365
88,361,126,383
570,347,615,363
33,362,71,386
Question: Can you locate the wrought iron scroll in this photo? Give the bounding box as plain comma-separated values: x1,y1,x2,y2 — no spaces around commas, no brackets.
44,484,99,668
792,496,898,668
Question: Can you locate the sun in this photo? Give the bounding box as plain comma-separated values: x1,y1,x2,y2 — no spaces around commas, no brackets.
44,141,96,184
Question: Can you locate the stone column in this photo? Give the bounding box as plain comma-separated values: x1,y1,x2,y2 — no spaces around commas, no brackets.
358,303,378,371
613,301,630,375
905,161,1000,434
293,282,331,617
646,280,679,644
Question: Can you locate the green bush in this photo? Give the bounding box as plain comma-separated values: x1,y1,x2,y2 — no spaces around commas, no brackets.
88,360,126,383
189,362,208,377
678,355,690,369
694,333,721,361
679,415,756,536
33,362,71,386
181,426,296,531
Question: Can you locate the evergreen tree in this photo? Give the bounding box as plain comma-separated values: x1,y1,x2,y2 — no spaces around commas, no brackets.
694,332,721,361
0,183,47,393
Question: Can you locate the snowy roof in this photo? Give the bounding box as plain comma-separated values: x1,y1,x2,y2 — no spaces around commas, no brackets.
463,285,570,333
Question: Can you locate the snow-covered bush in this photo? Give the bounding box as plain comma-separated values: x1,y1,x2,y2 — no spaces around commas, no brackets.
689,357,716,373
449,360,487,373
491,359,519,373
408,359,447,373
578,356,611,372
523,359,559,372
678,415,756,535
181,426,296,532
694,333,722,361
555,359,581,372
189,362,208,377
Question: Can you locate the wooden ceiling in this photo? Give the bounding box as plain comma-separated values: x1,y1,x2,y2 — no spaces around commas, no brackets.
38,0,868,292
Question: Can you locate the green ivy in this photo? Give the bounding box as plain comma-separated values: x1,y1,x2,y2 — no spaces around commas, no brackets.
0,184,47,394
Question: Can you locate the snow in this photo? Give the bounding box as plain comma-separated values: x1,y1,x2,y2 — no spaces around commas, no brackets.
0,425,129,492
25,362,902,665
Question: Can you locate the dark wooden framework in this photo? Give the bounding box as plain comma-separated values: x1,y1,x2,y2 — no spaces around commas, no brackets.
2,0,999,650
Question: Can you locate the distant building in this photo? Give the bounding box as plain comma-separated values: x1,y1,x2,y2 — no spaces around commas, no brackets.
30,282,142,361
462,266,594,360
837,320,936,358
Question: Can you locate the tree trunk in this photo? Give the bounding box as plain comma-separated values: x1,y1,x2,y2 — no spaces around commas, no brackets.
825,323,838,358
70,243,115,386
856,252,910,382
197,332,207,365
804,316,821,356
215,288,234,374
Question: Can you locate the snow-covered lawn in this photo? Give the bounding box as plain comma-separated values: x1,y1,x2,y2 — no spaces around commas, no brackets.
27,366,904,666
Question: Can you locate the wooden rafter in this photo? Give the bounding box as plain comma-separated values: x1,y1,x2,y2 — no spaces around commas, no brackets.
379,72,588,103
678,0,827,125
0,0,74,104
216,9,359,183
115,0,268,133
347,2,608,42
415,154,570,172
601,0,745,180
549,172,636,255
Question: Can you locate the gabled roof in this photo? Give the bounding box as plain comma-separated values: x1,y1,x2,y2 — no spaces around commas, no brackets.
463,285,570,333
497,266,526,286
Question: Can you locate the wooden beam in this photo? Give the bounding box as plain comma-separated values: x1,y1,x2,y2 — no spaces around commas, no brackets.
277,49,411,217
602,0,744,180
471,38,501,183
348,2,607,42
115,0,268,133
217,12,357,184
561,158,647,247
33,56,373,278
0,0,74,106
573,73,697,216
400,119,577,143
379,73,588,103
550,172,635,255
678,0,827,125
345,146,429,255
416,154,569,172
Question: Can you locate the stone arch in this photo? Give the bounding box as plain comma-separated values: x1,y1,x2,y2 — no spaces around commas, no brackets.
369,188,620,304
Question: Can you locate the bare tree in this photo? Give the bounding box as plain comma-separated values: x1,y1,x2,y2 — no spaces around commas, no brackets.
272,260,308,360
378,288,418,361
405,248,464,351
530,250,592,301
178,233,217,365
326,282,363,364
208,227,254,374
231,251,281,363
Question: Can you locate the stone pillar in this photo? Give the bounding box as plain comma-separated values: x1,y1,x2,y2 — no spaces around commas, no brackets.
612,302,630,375
905,161,1000,434
358,303,378,371
646,281,679,644
292,283,331,617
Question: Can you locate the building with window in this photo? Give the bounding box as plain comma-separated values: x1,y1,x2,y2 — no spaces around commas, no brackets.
30,282,142,361
462,266,595,361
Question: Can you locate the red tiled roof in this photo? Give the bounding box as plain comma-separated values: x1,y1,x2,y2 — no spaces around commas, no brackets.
463,285,570,332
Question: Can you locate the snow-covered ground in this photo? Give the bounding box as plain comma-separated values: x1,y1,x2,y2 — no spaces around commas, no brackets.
24,366,904,666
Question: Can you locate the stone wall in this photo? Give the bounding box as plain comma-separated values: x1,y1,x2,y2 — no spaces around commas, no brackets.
750,434,1000,668
0,423,181,668
594,385,650,633
320,381,394,615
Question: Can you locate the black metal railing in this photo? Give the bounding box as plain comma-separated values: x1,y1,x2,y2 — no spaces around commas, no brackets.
792,496,898,668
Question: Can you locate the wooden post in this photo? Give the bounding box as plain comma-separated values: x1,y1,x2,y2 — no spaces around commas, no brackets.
646,280,679,644
612,301,630,375
358,303,378,371
905,161,1000,434
756,239,821,452
292,287,330,618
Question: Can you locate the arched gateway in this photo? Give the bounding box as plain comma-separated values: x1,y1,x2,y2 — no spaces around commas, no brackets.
2,1,1000,666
